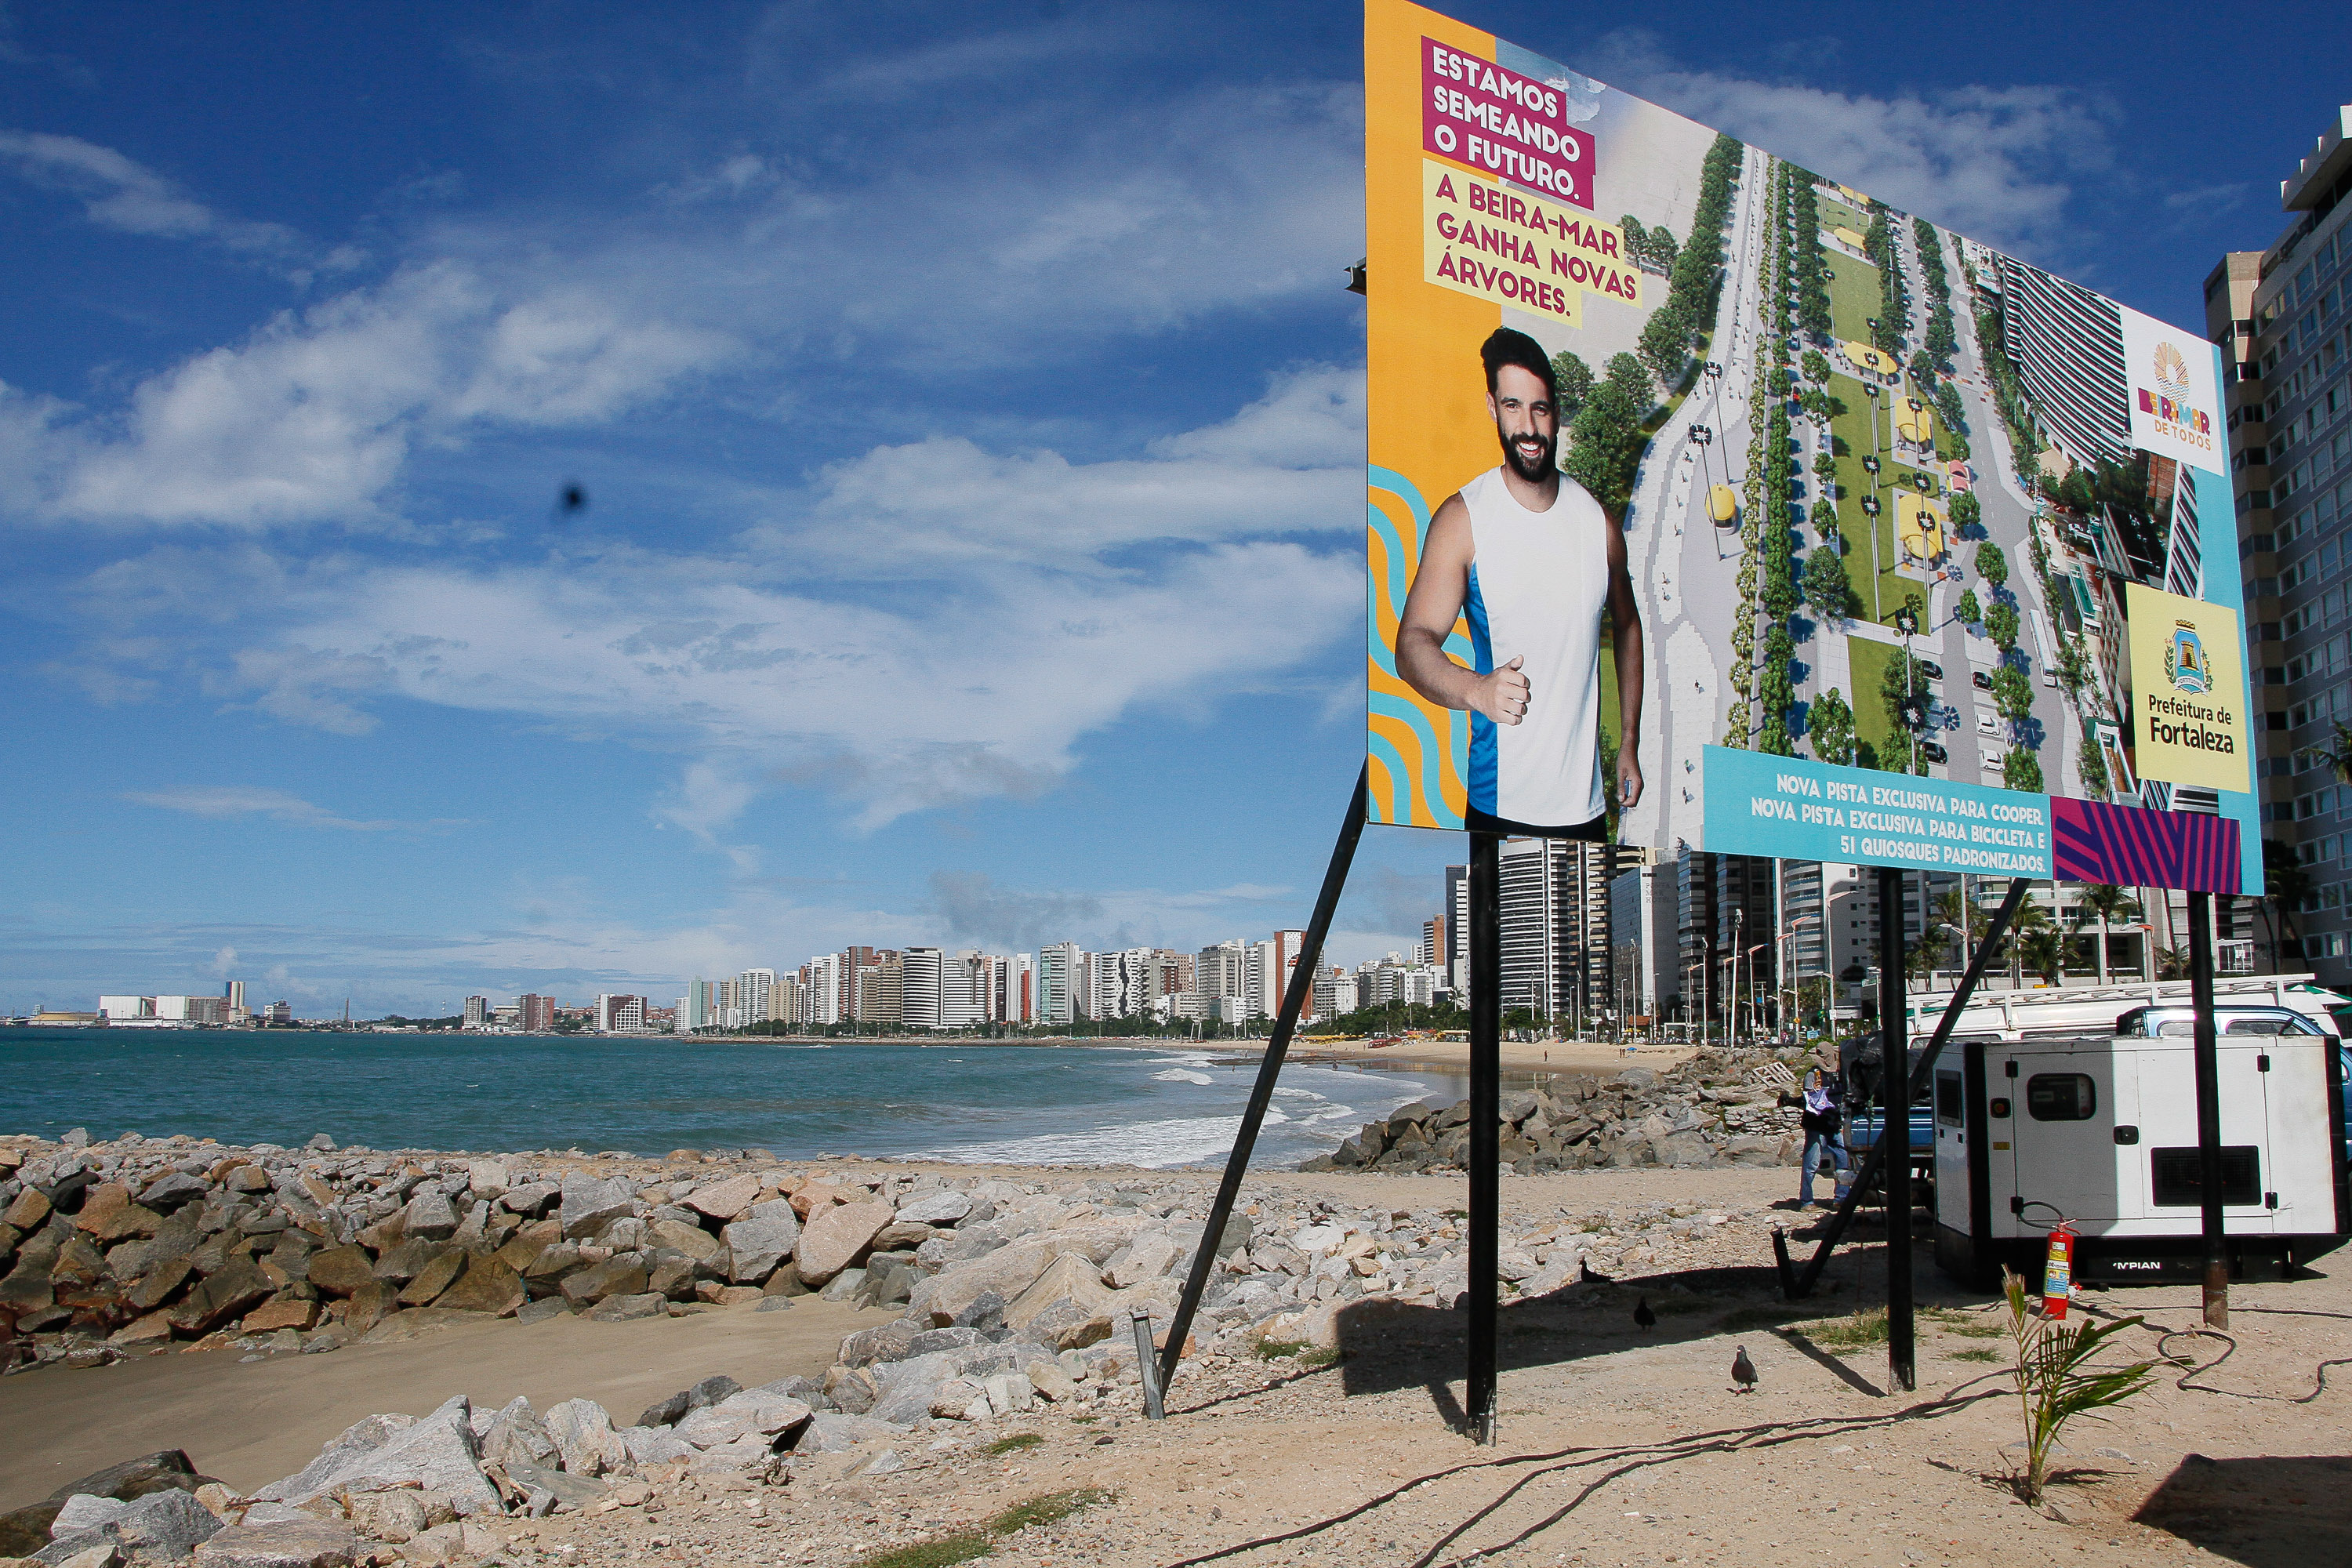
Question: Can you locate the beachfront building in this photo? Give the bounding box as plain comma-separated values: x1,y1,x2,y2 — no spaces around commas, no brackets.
1036,942,1080,1026
2210,104,2352,979
594,993,648,1033
464,995,488,1027
1607,862,1678,1026
900,947,942,1029
520,993,555,1033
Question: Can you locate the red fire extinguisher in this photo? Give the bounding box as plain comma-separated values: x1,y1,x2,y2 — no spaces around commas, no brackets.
2042,1221,2077,1320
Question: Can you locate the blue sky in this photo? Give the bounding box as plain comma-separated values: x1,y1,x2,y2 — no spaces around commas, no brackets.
1,1,2341,1016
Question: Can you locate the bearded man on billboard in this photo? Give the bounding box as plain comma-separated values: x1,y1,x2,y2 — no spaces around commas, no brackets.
1396,327,1646,838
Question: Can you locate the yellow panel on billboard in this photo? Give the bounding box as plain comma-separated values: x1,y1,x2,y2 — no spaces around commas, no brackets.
2125,583,2251,793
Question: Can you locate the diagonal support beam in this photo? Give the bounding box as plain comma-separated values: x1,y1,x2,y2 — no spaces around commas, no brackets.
1776,876,2032,1301
1156,764,1369,1402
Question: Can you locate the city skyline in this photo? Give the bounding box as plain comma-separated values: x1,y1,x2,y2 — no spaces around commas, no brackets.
0,6,2332,1018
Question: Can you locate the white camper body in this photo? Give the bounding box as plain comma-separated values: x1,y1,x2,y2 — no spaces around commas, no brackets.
1933,1004,2350,1287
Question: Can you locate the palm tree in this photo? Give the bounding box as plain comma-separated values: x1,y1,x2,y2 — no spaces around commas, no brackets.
2018,927,2066,986
2299,720,2352,784
2259,837,2312,973
2071,883,2140,985
2155,946,2192,981
1998,885,2053,989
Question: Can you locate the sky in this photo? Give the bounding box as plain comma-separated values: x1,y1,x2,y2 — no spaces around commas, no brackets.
1,0,2343,1017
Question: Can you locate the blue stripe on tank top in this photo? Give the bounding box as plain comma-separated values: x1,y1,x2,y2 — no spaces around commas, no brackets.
1465,561,1496,816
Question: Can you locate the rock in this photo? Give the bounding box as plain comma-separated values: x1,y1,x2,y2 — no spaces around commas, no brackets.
1105,1232,1183,1287
794,1201,892,1287
499,1182,559,1216
1005,1254,1116,1350
544,1399,628,1477
982,1373,1035,1417
42,1450,204,1508
559,1256,649,1307
302,1247,376,1298
718,1211,800,1284
927,1377,985,1420
500,1460,608,1510
192,1520,358,1568
871,1221,939,1253
166,1258,274,1336
637,1375,742,1429
369,1238,445,1285
254,1417,412,1502
292,1399,501,1517
49,1497,128,1536
477,1399,559,1472
391,1522,501,1567
817,1269,867,1303
4,1187,51,1229
586,1292,667,1322
866,1350,972,1426
72,1185,163,1243
0,1504,64,1559
947,1290,1007,1332
400,1192,460,1241
893,1189,971,1227
108,1488,222,1558
682,1174,761,1221
646,1220,719,1262
398,1250,467,1306
906,1239,1059,1327
240,1298,320,1333
557,1174,633,1239
795,1411,912,1454
837,1319,924,1369
342,1282,398,1336
40,1545,121,1568
670,1392,810,1451
465,1160,510,1200
619,1425,695,1467
434,1256,525,1316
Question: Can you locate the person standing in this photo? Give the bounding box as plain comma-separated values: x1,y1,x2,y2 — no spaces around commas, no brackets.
1797,1065,1848,1208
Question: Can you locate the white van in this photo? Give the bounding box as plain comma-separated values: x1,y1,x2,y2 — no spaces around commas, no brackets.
1931,1004,2351,1286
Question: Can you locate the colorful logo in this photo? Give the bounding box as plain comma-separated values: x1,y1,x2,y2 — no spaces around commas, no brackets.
2165,621,2210,695
2151,340,2190,399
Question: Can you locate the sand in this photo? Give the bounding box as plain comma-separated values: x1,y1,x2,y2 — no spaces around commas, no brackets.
10,1160,2348,1568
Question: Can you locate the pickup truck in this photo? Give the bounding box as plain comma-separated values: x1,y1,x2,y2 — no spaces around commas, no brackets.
1837,1103,1935,1200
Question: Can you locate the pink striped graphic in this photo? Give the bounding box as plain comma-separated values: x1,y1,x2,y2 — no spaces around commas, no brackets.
2050,797,2241,894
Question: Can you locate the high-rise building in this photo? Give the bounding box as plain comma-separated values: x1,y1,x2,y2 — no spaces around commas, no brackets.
1194,941,1247,1007
1036,942,1079,1025
267,1000,292,1024
594,994,648,1033
1607,862,1678,1023
858,956,904,1027
901,947,943,1029
1496,839,1641,1028
223,979,247,1023
463,995,488,1027
1446,863,1469,997
519,993,556,1033
769,975,804,1025
1312,967,1359,1019
737,969,775,1024
805,955,842,1025
2209,104,2352,979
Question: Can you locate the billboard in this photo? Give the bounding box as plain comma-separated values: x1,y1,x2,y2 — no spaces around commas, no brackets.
1363,0,2259,894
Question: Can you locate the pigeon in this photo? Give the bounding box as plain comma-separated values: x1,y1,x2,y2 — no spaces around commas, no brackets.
1580,1258,1613,1286
1633,1298,1657,1330
1731,1346,1759,1393
554,481,589,521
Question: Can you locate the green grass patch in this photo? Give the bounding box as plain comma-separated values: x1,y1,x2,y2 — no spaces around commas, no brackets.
1924,1308,2005,1338
985,1434,1044,1456
1950,1346,2001,1363
1791,1306,1889,1352
1847,637,1901,762
1258,1338,1341,1367
1821,249,1882,344
854,1489,1117,1568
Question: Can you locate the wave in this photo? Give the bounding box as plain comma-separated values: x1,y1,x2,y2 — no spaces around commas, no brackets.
938,1114,1255,1169
1150,1068,1214,1085
1272,1087,1326,1101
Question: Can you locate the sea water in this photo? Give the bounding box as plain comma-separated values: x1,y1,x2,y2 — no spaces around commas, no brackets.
0,1030,1465,1171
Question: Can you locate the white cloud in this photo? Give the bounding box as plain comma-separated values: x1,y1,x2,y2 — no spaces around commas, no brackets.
143,363,1368,828
1583,33,2120,263
0,130,350,273
121,786,467,833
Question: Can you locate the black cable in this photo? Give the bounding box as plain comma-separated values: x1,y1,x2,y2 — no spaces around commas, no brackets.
2145,1314,2352,1405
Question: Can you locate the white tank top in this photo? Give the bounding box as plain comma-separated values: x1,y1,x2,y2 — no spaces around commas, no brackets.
1461,466,1610,826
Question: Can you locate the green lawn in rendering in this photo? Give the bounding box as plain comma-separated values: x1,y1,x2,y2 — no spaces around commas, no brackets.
1847,636,1907,764
1823,253,1881,347
1822,371,1917,627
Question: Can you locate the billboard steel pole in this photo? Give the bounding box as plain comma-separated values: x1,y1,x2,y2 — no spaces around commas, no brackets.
1466,829,1501,1443
2187,890,2229,1329
1155,765,1370,1403
1879,864,1916,1392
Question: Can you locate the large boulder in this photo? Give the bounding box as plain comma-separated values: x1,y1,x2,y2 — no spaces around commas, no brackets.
1004,1253,1116,1350
399,1249,468,1306
477,1398,559,1472
194,1519,359,1567
434,1256,526,1316
560,1256,649,1307
303,1246,376,1298
1104,1232,1184,1288
719,1207,800,1284
670,1392,810,1451
893,1189,971,1227
682,1174,761,1221
543,1399,628,1477
648,1220,720,1262
906,1240,1062,1327
637,1375,741,1429
557,1174,634,1239
281,1399,501,1517
401,1191,460,1241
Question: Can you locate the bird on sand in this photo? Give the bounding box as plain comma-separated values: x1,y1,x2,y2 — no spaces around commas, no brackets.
1580,1258,1613,1285
1633,1298,1657,1330
1731,1346,1759,1392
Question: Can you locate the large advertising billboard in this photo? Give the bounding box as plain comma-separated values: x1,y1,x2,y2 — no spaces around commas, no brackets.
1364,0,2259,894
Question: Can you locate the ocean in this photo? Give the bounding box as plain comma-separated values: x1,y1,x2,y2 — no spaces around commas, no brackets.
1,1030,1467,1171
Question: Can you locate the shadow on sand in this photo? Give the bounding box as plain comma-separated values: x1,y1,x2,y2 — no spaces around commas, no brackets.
2132,1453,2352,1568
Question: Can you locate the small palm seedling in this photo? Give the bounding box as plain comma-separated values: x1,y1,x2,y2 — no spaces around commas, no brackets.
2000,1269,2160,1502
